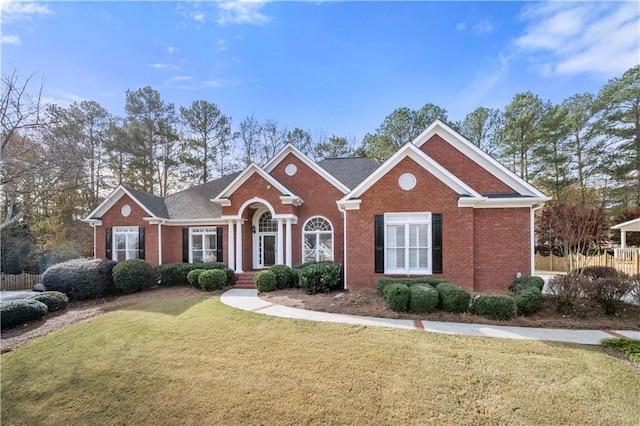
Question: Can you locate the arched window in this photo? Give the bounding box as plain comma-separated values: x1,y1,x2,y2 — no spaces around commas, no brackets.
303,216,333,262
258,211,277,233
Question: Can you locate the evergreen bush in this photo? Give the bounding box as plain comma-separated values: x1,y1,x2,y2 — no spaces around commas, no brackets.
223,268,236,286
1,299,48,330
42,258,117,301
509,276,545,294
436,282,470,313
270,265,293,289
29,291,69,312
113,259,156,294
408,285,439,314
156,262,226,286
515,286,542,316
383,283,410,312
298,262,341,295
254,271,277,292
376,278,394,295
187,269,206,287
198,269,227,291
473,295,516,321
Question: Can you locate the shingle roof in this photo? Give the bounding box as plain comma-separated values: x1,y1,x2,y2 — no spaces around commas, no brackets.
316,157,379,189
123,186,169,218
164,172,241,219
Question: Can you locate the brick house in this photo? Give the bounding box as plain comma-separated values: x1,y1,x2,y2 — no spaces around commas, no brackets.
84,120,550,292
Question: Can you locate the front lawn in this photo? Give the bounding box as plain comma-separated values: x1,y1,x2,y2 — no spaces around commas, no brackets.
1,296,639,425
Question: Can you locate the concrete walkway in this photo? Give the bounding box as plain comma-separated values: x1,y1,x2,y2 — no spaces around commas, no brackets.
220,288,640,346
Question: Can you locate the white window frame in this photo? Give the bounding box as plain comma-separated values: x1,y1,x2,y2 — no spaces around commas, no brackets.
112,226,140,261
302,216,334,263
189,227,217,263
384,212,431,275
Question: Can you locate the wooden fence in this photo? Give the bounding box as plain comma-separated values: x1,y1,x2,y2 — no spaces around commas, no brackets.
1,273,42,291
535,252,640,276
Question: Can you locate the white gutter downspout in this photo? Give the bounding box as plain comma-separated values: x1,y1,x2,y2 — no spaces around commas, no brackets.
158,220,165,265
338,205,348,290
92,223,97,259
531,204,544,275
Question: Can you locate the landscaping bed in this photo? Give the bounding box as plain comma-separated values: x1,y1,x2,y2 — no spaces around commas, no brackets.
261,288,640,331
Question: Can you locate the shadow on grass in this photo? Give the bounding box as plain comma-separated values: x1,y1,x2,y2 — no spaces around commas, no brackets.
115,296,210,317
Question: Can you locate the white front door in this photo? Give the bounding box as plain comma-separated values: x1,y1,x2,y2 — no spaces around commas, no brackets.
253,209,278,269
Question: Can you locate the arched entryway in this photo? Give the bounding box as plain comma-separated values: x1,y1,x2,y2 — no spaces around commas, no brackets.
253,208,278,269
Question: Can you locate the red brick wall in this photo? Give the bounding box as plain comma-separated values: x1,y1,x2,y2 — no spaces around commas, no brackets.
473,208,531,293
421,134,514,194
270,153,345,266
346,157,476,291
95,194,159,266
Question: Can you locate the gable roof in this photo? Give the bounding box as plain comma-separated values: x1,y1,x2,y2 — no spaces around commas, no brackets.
164,172,240,219
612,217,640,232
412,120,549,199
340,143,484,207
84,185,168,221
212,163,298,201
317,157,380,189
263,144,351,193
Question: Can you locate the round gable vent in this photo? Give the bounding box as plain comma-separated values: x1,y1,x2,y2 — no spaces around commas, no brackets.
121,204,132,217
398,173,416,191
285,163,297,176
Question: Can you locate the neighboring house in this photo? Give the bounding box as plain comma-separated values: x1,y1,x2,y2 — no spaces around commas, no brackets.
84,120,550,292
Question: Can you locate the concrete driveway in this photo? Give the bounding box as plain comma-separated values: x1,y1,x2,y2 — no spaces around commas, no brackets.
0,291,37,301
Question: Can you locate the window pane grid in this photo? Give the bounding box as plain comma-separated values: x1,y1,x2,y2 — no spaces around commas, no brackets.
384,214,431,274
113,227,139,261
303,217,333,262
190,228,217,263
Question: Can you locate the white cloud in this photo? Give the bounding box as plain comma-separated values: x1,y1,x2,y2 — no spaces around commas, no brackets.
1,1,53,23
168,75,192,83
167,46,178,54
42,90,86,108
218,40,228,51
456,22,466,31
177,78,242,90
1,34,21,45
192,11,205,23
217,0,270,25
148,63,167,69
516,2,640,77
472,21,495,35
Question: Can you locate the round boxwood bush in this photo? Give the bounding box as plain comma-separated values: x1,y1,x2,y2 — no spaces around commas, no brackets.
474,295,516,321
42,258,117,301
254,271,277,292
409,285,439,314
298,262,342,295
270,265,293,289
376,278,394,295
384,283,410,312
509,276,545,294
436,283,470,313
29,291,69,312
515,286,542,316
1,299,48,330
113,259,156,294
198,269,227,291
223,268,236,286
187,269,206,287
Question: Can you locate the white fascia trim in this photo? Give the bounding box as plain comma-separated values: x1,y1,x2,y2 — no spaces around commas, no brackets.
457,197,489,208
467,196,552,209
280,195,304,206
341,143,482,202
84,186,160,221
611,217,640,230
212,163,298,200
412,120,548,198
272,213,298,224
85,219,103,226
336,199,362,210
211,198,231,207
150,219,228,226
263,143,351,194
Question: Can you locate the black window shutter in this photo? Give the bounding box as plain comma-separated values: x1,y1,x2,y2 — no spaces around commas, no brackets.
432,214,443,274
216,227,224,263
182,228,189,263
138,227,145,260
374,215,384,273
105,228,112,260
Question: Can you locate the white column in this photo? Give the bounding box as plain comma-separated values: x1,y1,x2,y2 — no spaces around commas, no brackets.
621,230,627,249
227,221,235,270
277,219,284,265
157,222,163,265
285,219,292,267
235,219,244,272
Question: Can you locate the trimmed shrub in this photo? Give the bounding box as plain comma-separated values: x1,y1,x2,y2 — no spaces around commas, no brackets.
187,269,206,287
547,274,589,313
270,265,293,289
1,299,48,330
376,278,394,295
601,338,640,363
509,276,545,294
585,276,632,315
156,262,226,286
515,286,542,316
29,291,69,312
113,259,156,294
580,266,625,280
408,285,439,314
436,282,470,313
198,269,227,291
384,283,410,312
291,262,318,287
42,258,117,301
473,295,516,321
254,271,277,293
223,268,236,286
397,277,447,288
298,262,342,295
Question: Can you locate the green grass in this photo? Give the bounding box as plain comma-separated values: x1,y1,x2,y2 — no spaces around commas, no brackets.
2,296,640,425
601,338,640,363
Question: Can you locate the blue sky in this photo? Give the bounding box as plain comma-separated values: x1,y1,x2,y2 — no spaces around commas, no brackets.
2,1,639,142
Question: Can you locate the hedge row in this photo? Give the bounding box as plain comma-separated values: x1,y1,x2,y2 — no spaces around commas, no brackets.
1,290,70,330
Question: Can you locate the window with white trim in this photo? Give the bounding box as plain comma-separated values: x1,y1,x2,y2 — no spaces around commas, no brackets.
303,216,333,263
190,227,217,263
385,213,431,274
113,226,139,261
